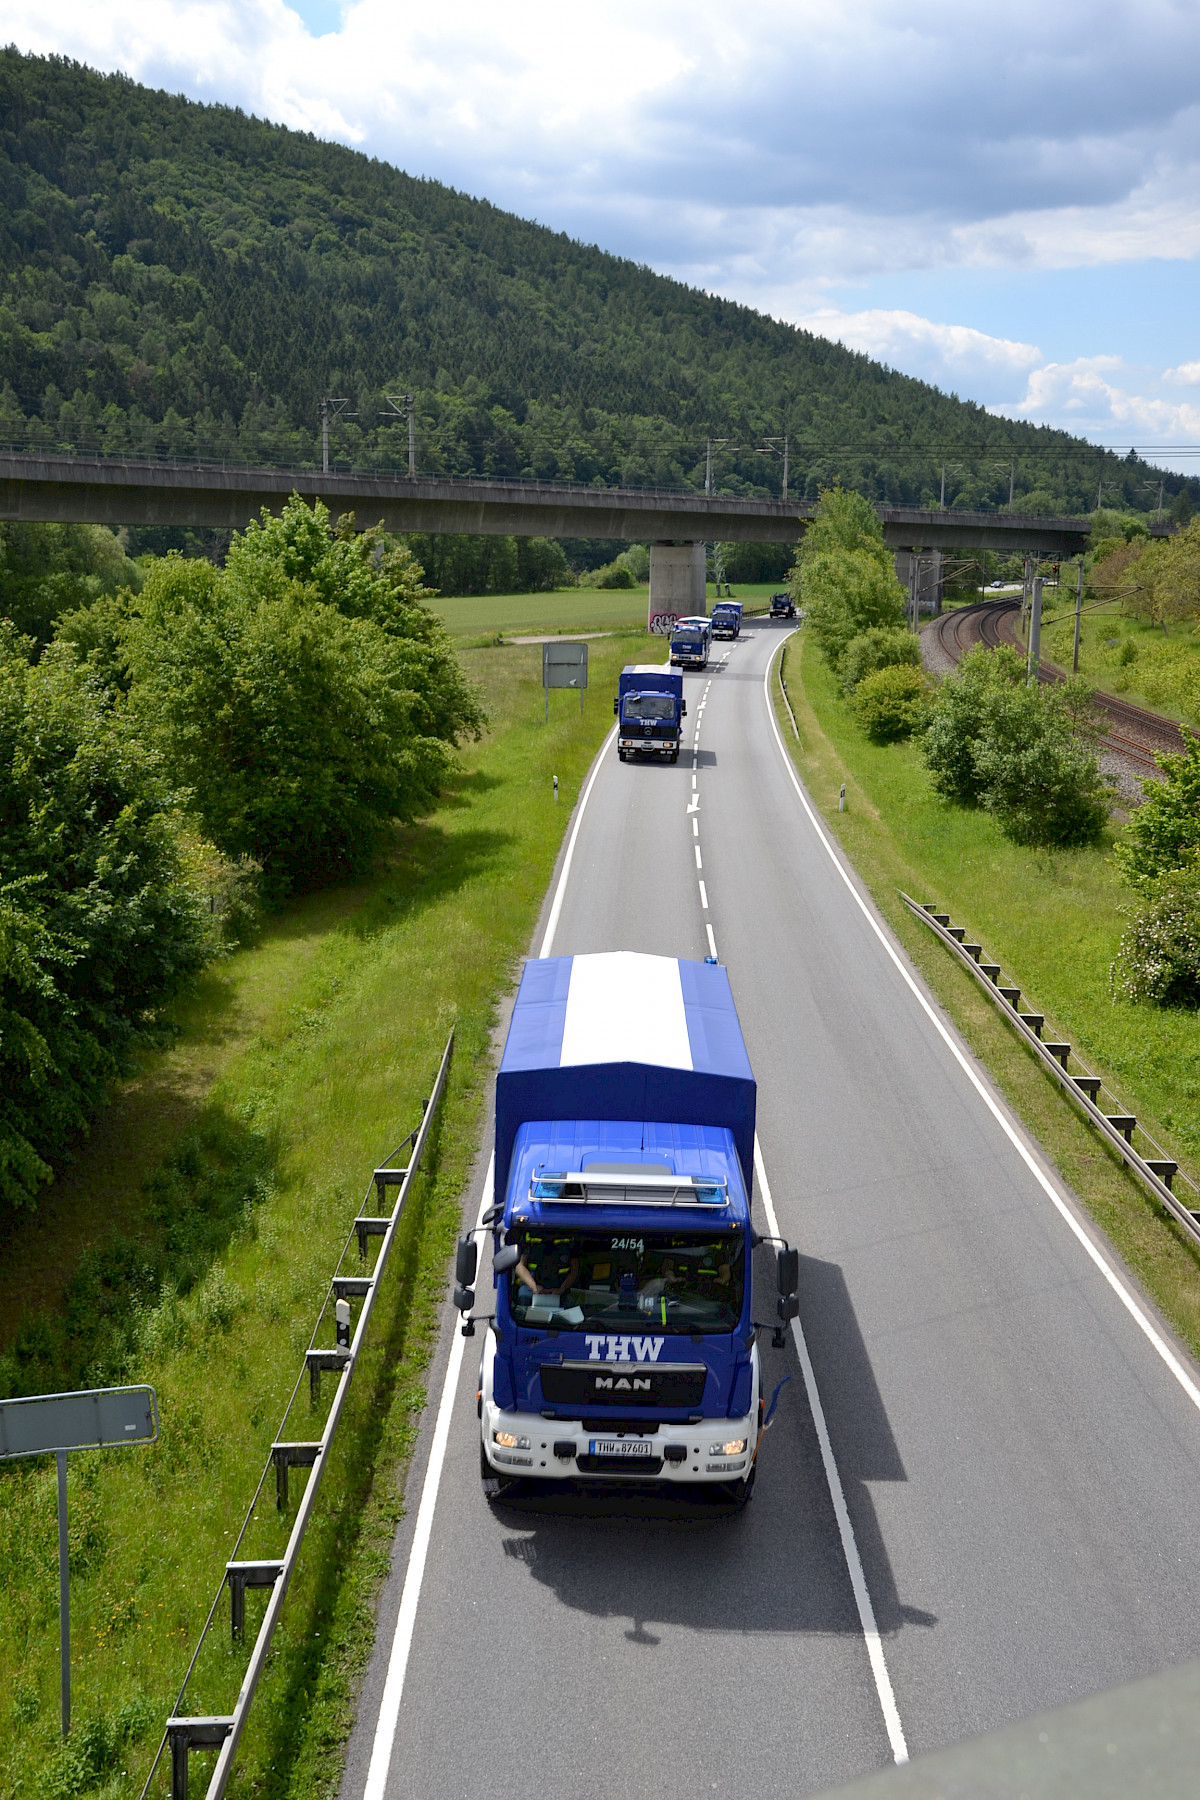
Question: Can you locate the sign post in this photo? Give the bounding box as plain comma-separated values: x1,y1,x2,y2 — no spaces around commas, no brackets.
542,641,588,721
0,1386,159,1735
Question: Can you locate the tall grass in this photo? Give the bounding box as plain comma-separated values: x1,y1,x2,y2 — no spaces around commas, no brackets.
0,634,643,1800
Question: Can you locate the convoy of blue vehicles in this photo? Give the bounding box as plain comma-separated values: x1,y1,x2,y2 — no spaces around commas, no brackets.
447,597,803,1501
455,951,798,1505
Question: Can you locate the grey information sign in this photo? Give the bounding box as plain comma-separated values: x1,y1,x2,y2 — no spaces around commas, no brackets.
0,1386,159,1738
543,641,588,719
0,1384,159,1459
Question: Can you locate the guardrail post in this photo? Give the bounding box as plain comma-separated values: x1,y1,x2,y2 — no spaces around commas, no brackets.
354,1217,389,1259
225,1563,284,1642
1147,1160,1179,1191
271,1441,320,1510
306,1347,351,1404
165,1719,232,1800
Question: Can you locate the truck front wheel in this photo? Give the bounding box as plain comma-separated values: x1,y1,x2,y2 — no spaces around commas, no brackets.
480,1442,519,1502
717,1462,756,1510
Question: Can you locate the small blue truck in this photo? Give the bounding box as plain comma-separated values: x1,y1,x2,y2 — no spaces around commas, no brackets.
770,591,796,620
613,664,686,763
670,617,711,669
454,951,798,1505
711,600,742,640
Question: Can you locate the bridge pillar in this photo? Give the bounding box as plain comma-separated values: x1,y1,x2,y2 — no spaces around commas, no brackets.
648,542,706,634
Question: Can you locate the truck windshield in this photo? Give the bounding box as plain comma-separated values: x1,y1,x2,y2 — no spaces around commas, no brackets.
622,694,675,722
672,636,701,650
510,1230,744,1332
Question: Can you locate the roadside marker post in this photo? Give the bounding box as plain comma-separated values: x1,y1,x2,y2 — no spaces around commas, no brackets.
0,1385,159,1735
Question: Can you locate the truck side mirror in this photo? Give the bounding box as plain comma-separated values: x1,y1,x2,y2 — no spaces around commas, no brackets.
493,1243,521,1274
613,696,619,714
777,1293,799,1324
777,1246,799,1297
681,701,687,716
455,1236,478,1286
453,1284,475,1313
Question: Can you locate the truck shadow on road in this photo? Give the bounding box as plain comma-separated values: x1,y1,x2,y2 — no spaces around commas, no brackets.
485,1250,935,1643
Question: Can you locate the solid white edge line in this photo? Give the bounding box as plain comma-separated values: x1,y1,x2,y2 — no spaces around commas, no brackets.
362,1157,495,1800
755,1135,909,1765
539,724,618,958
761,638,1200,1419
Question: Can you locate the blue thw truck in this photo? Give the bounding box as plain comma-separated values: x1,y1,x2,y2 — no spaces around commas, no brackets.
613,665,686,763
454,951,798,1504
711,600,742,639
670,617,711,669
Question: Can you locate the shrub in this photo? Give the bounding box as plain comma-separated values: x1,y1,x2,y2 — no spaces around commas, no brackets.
124,499,485,897
971,681,1109,847
838,626,921,694
1113,732,1200,890
0,628,208,1214
1111,878,1200,1007
922,644,1025,806
922,645,1109,845
852,664,926,742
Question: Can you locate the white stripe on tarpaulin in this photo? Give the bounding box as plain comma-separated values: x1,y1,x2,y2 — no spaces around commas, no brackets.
559,952,693,1070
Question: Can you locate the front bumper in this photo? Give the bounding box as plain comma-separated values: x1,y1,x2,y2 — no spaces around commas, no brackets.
618,735,678,756
481,1397,755,1484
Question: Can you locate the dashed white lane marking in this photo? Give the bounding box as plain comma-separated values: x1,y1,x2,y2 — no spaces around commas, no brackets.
363,1162,495,1800
694,845,703,869
755,1137,909,1766
705,922,718,958
760,639,1200,1422
698,880,709,909
692,817,699,837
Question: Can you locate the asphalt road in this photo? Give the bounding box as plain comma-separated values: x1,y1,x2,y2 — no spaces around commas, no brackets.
342,618,1200,1799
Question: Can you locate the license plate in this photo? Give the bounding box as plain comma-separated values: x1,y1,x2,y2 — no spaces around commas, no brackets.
589,1438,652,1458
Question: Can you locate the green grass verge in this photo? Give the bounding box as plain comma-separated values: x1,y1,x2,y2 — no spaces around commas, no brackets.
774,631,1200,1361
428,580,781,642
0,632,643,1800
1036,599,1200,726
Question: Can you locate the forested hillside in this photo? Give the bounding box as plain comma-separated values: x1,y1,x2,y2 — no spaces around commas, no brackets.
1,49,1189,519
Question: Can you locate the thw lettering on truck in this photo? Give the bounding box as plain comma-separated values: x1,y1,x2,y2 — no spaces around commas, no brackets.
452,950,800,1500
584,1336,664,1361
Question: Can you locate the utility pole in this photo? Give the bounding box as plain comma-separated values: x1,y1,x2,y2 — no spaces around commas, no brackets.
1072,558,1084,674
383,395,416,478
940,464,946,510
705,439,713,496
1027,575,1043,685
782,434,789,503
1009,460,1015,510
319,397,352,475
908,554,920,631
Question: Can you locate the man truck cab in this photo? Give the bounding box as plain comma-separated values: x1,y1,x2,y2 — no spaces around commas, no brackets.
454,952,800,1505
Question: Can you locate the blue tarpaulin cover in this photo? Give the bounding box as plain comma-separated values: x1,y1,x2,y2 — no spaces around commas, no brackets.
495,952,756,1203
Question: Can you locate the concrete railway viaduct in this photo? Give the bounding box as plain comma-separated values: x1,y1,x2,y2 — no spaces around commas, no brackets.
0,450,1153,618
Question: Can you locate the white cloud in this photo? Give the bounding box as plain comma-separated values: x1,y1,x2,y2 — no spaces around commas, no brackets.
6,0,1200,293
791,307,1042,387
990,358,1200,468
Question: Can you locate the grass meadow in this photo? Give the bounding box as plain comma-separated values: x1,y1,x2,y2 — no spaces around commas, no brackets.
0,631,644,1800
776,630,1200,1364
429,581,779,642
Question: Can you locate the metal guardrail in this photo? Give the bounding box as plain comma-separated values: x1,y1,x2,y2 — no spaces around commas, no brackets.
902,895,1200,1243
139,1031,454,1800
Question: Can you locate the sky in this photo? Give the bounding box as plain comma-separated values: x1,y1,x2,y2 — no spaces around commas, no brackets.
5,0,1200,471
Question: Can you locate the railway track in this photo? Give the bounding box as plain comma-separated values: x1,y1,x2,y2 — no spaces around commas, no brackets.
930,599,1192,777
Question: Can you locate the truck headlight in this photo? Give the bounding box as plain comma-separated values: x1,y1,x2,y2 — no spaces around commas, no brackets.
494,1430,530,1450
709,1438,746,1456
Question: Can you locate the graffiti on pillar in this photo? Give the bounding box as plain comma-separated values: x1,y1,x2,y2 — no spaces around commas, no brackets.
648,610,681,636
